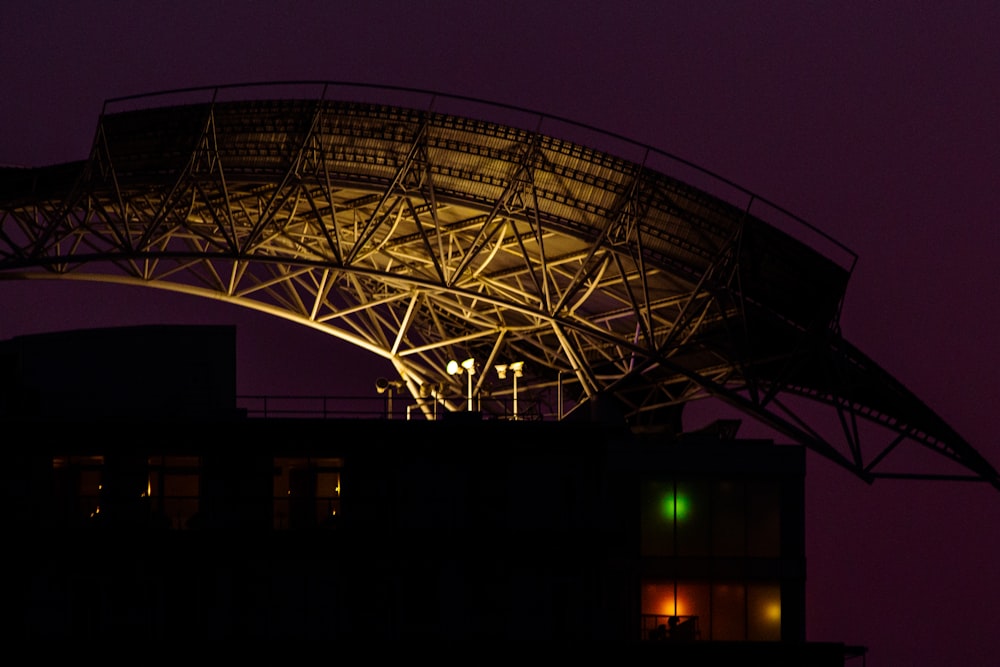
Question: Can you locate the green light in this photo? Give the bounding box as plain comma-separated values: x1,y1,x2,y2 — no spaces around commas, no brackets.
660,493,690,521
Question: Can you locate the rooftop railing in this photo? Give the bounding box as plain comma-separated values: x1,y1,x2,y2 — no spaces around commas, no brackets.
236,393,548,421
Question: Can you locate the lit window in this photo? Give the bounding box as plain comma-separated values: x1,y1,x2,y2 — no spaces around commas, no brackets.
147,456,200,529
52,455,104,525
640,581,707,641
273,457,343,529
641,477,780,558
641,580,782,641
748,583,782,641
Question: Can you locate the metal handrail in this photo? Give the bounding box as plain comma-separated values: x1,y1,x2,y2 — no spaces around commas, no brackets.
236,393,548,420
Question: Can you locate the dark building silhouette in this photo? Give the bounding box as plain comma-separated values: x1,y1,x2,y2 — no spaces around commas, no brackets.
3,324,865,662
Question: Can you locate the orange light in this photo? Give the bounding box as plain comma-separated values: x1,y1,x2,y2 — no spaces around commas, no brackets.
674,592,689,617
642,582,677,616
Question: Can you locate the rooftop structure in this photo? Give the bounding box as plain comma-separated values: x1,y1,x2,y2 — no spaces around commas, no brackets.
0,81,995,491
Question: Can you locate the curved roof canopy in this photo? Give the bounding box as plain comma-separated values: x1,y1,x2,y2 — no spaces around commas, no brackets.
1,83,996,489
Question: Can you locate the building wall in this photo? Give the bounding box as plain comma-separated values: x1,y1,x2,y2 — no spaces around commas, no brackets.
4,416,809,645
0,325,237,418
0,326,831,651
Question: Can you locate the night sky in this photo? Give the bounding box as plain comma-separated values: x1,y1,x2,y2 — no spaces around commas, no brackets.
2,2,998,660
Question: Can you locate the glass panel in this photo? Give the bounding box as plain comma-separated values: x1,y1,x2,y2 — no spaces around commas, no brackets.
675,479,710,556
640,480,675,556
273,457,343,529
711,582,746,640
641,580,676,617
641,580,708,641
148,456,200,529
675,582,709,639
712,480,746,557
315,470,341,524
274,459,291,529
747,481,781,557
52,455,104,525
747,583,782,641
288,464,317,528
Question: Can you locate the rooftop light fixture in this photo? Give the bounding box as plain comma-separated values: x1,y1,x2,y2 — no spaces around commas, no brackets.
375,377,404,419
495,361,525,419
447,357,477,411
419,382,441,420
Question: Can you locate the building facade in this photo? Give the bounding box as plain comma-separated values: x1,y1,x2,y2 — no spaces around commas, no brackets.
2,325,863,661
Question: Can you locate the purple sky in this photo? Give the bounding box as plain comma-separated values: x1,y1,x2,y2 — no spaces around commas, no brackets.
3,2,998,660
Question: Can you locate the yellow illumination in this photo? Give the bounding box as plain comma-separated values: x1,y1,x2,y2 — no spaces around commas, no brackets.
765,602,781,622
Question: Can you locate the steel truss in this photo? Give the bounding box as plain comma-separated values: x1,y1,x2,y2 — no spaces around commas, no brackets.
0,84,996,489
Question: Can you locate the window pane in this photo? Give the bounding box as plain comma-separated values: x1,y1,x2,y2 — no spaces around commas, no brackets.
149,456,200,529
712,480,746,557
675,480,710,556
711,582,746,640
747,481,781,557
641,581,708,641
747,583,782,641
640,480,675,556
52,456,104,525
641,580,676,617
675,582,709,639
316,471,341,523
273,457,343,529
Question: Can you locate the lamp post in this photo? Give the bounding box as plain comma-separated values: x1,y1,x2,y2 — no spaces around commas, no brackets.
419,382,441,420
495,361,524,420
447,357,477,411
375,377,404,419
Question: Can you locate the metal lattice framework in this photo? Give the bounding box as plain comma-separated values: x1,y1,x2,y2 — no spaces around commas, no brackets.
1,83,996,489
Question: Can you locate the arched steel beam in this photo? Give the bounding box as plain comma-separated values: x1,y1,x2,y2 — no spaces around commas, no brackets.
0,88,995,490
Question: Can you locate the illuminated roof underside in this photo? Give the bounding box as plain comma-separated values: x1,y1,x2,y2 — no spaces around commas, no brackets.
1,93,996,488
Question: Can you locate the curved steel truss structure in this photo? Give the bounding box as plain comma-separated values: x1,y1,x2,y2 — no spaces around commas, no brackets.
1,83,996,488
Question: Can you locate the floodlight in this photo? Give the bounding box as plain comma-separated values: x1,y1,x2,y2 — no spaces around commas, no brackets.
444,357,477,410
375,377,403,419
494,360,526,419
